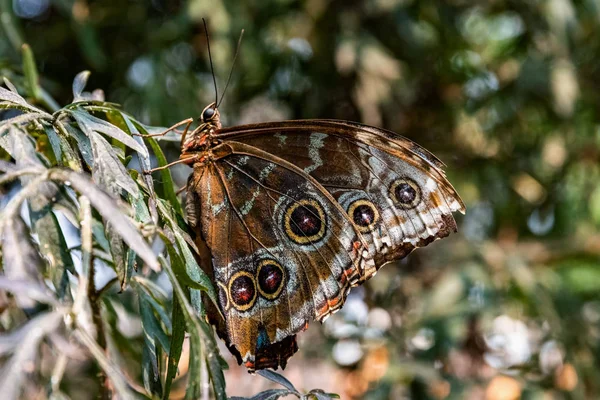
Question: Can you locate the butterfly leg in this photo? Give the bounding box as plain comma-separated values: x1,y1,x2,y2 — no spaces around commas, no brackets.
133,118,194,138
176,184,187,195
143,154,202,174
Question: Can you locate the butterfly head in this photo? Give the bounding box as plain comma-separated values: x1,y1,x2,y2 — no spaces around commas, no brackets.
200,102,221,128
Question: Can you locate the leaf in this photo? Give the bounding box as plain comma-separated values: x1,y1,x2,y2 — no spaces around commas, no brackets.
74,328,137,400
0,83,47,115
28,196,74,299
137,287,171,351
230,389,296,400
305,390,341,400
257,370,299,393
157,200,219,308
107,222,128,289
0,112,50,134
137,285,169,397
163,295,186,400
0,278,59,307
21,44,41,101
145,136,183,216
122,116,156,204
47,169,160,271
70,109,148,157
160,256,227,400
0,125,42,168
44,125,82,171
3,78,18,94
0,312,63,400
88,129,139,196
1,214,45,309
134,279,171,332
186,329,203,400
65,124,94,167
72,71,91,102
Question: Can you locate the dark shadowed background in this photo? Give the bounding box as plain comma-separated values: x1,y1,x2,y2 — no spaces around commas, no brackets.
1,0,600,399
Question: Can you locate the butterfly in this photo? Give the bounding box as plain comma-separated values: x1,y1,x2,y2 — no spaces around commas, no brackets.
147,24,465,372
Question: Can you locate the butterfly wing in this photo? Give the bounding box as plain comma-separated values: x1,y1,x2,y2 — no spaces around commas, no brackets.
187,120,464,371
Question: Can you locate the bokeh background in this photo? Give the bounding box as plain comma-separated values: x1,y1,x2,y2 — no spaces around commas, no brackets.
2,0,600,398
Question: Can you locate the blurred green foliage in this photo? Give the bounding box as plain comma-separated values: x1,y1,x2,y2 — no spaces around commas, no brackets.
1,0,600,399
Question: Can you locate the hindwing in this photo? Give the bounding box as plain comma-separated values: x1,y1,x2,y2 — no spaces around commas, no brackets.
186,120,465,371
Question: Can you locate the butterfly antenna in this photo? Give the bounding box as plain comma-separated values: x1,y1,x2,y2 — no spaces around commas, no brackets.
217,29,244,109
203,18,219,107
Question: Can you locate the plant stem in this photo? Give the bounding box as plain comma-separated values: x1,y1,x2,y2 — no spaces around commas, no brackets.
79,196,110,400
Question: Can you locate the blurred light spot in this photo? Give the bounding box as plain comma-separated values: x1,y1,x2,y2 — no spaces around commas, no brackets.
527,207,555,235
460,10,525,45
551,59,579,117
450,50,482,73
454,112,499,157
512,173,546,204
462,202,494,242
555,363,578,391
428,379,451,399
336,41,357,75
367,307,392,331
166,43,194,72
13,0,49,19
485,315,533,368
287,38,313,60
497,59,521,84
411,327,435,351
341,291,369,325
583,301,600,324
332,339,363,366
127,58,154,89
464,72,499,100
485,375,521,400
361,346,389,382
468,281,486,308
539,340,564,375
542,135,567,169
411,21,438,47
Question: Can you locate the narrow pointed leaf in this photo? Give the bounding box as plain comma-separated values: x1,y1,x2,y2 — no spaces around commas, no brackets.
70,109,148,157
72,71,91,102
47,169,159,271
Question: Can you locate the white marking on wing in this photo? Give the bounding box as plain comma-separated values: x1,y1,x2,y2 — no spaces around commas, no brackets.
304,132,326,174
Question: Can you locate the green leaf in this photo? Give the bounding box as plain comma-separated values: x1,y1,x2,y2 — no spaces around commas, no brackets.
65,124,94,167
230,389,296,400
28,198,74,299
0,125,42,168
257,370,299,393
107,223,128,290
185,329,203,400
47,169,160,271
88,129,139,196
70,109,148,157
305,390,341,400
145,135,183,216
72,71,91,102
157,200,219,309
160,256,227,400
163,295,185,400
1,214,45,308
21,44,41,101
0,85,47,114
0,312,63,399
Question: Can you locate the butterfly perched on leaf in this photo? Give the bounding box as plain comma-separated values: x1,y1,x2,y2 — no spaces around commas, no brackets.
147,24,465,372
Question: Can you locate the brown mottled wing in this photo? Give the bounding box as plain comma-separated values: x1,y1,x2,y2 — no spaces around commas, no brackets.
187,146,364,371
187,120,464,371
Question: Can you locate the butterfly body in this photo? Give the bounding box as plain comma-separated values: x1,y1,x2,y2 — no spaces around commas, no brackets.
182,103,465,372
